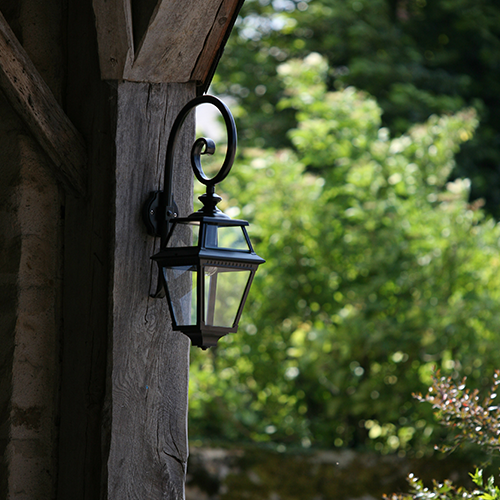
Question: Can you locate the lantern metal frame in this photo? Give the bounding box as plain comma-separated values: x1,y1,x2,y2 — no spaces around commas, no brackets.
143,95,264,348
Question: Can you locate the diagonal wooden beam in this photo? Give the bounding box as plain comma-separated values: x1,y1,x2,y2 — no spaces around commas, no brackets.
92,0,244,91
0,10,87,197
127,0,222,83
190,0,245,93
93,0,134,80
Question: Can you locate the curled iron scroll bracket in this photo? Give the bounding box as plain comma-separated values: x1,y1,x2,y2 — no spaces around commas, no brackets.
143,95,238,239
165,94,237,192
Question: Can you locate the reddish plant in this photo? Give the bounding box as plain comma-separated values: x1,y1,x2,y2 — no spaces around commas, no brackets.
416,371,500,455
384,371,500,499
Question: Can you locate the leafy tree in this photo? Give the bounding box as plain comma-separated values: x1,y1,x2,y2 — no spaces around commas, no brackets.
189,55,500,455
213,0,500,215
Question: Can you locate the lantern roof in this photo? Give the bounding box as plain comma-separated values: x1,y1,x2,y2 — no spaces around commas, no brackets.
152,216,265,267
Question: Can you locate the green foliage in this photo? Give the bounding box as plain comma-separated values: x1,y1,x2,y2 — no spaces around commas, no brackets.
471,470,500,500
385,373,500,499
384,470,500,500
417,371,500,455
189,55,500,455
212,0,500,215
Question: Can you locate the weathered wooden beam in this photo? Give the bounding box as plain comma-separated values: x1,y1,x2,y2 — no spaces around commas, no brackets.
0,10,87,197
92,0,243,89
127,0,222,82
59,6,196,491
190,0,245,89
107,81,194,499
92,0,134,80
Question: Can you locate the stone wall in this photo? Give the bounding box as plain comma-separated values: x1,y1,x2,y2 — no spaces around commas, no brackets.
186,447,477,500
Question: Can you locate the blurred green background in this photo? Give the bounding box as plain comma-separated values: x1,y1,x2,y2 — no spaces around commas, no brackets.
188,0,500,464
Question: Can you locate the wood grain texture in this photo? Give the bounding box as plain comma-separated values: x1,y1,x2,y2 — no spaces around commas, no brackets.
107,81,195,499
127,0,222,82
60,2,196,496
92,0,134,80
92,0,242,87
190,0,244,86
0,10,87,197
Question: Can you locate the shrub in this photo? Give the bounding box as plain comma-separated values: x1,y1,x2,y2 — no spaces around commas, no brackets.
385,372,500,499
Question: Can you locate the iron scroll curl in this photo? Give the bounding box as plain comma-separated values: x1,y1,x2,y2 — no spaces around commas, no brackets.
164,95,238,196
144,95,238,240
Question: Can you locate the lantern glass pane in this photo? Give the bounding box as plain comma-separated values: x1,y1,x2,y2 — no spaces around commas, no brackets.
167,221,200,248
205,224,250,251
204,267,251,327
163,265,197,326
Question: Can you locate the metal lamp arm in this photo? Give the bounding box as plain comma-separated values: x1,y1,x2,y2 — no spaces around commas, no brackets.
143,95,238,240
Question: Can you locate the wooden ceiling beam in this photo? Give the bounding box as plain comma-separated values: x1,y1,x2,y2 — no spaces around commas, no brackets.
190,0,245,89
0,10,87,197
92,0,244,91
93,0,134,80
126,0,221,83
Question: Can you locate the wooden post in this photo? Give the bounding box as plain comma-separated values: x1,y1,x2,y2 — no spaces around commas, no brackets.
0,0,243,497
108,81,194,498
58,3,196,498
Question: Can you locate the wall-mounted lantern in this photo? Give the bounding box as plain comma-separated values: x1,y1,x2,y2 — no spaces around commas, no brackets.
143,96,265,349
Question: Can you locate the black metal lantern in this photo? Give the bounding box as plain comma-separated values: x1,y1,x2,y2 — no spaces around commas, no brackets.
143,95,264,349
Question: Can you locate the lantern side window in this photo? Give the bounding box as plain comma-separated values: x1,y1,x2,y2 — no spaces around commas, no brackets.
167,221,200,248
163,265,198,326
203,264,252,328
204,224,251,251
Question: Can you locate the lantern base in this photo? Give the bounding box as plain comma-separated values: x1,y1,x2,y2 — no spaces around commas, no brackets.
176,326,237,349
189,333,222,349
